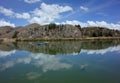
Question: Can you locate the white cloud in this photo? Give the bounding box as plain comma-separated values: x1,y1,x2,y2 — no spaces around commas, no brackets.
0,6,14,17
0,19,15,27
80,6,89,12
61,20,81,25
29,16,54,25
60,20,120,30
118,21,120,24
15,13,30,19
30,3,73,25
24,0,41,3
0,3,72,25
0,6,30,19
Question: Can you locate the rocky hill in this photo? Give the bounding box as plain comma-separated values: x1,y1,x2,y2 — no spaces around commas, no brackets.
0,23,82,39
82,27,120,37
0,26,14,37
0,23,120,40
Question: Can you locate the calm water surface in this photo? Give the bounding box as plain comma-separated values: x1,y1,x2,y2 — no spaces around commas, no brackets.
0,40,120,83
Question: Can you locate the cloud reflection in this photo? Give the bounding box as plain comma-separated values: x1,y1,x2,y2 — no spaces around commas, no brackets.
0,45,120,72
0,53,72,72
0,61,15,70
30,53,72,72
81,45,120,55
0,50,16,58
26,72,41,80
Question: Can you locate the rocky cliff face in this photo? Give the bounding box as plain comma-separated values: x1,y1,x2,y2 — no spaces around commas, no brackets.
17,24,82,39
0,23,120,39
82,27,120,37
0,26,14,37
0,23,82,39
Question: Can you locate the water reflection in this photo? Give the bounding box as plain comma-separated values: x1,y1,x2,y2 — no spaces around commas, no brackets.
26,72,42,80
0,50,16,58
0,53,72,71
0,40,120,83
81,45,120,55
0,40,120,71
0,39,120,54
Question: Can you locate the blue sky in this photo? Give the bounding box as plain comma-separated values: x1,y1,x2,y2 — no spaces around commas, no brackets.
0,0,120,29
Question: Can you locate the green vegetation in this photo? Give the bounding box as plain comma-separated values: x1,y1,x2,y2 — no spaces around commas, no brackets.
48,23,57,30
12,31,19,38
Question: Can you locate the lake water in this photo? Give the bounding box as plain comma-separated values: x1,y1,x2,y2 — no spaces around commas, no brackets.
0,40,120,83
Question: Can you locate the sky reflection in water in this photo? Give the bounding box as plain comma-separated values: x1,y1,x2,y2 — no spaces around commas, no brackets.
0,40,120,83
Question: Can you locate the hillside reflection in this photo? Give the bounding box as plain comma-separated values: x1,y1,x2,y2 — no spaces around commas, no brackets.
0,39,120,55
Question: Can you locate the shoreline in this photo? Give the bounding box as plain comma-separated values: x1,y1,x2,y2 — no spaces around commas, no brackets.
1,37,120,42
